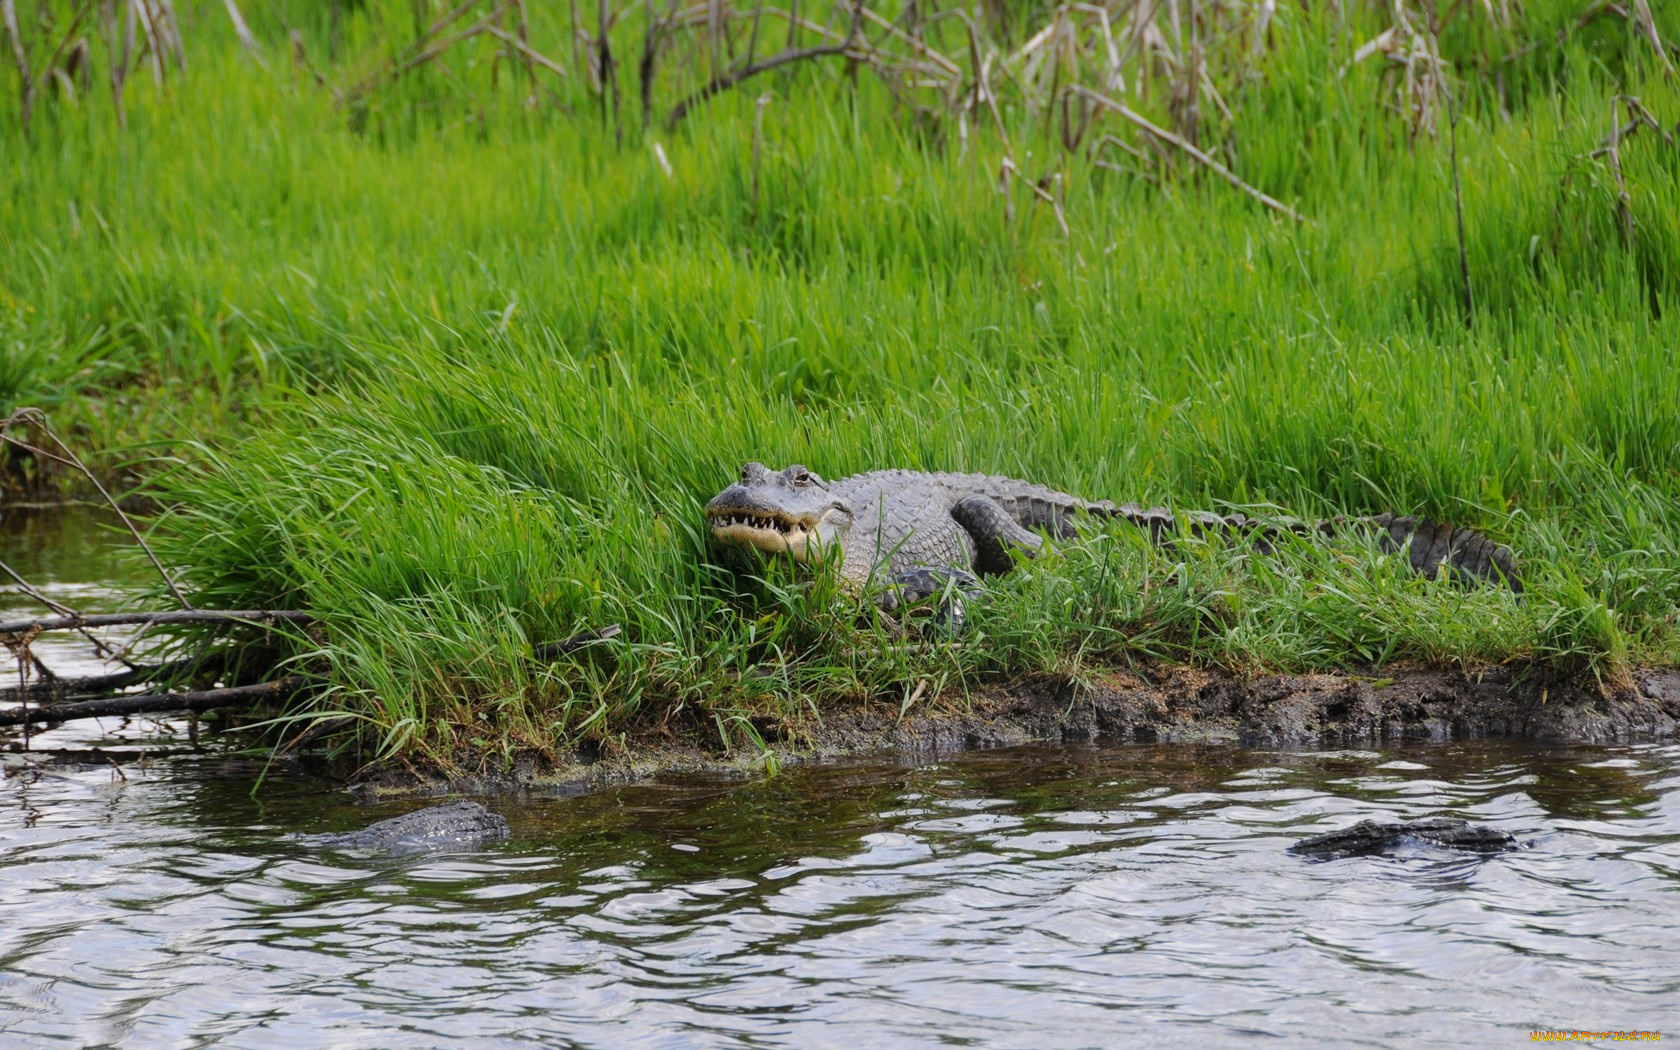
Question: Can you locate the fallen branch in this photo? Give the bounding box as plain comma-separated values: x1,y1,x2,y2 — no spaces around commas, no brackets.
0,652,232,705
1072,85,1311,223
0,675,310,728
0,610,312,636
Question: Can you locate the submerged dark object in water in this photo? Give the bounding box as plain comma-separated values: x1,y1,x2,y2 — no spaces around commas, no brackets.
318,800,509,854
1289,817,1517,858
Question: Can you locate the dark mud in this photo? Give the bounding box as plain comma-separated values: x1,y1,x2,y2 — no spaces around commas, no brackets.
356,662,1680,799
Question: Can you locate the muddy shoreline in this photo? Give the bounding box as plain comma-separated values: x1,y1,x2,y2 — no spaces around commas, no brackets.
352,662,1680,800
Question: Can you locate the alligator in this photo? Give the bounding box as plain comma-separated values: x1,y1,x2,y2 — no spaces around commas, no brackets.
1289,817,1519,858
313,800,510,854
704,463,1519,609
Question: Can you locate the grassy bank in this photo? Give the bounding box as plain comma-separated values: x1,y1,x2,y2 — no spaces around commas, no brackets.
2,0,1678,766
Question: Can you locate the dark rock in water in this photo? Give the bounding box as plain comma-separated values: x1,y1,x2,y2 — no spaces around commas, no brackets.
1289,817,1517,859
319,799,510,854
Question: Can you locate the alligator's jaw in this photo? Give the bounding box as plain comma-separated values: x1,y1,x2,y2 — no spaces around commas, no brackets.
707,509,825,562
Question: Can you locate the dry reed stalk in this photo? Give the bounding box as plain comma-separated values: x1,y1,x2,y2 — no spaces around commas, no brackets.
27,0,95,116
1031,170,1070,236
485,25,568,79
599,0,619,134
638,0,680,127
154,0,183,68
396,7,509,78
113,0,133,124
3,0,35,128
861,5,959,78
1628,0,1674,77
751,90,770,215
289,30,342,98
1449,91,1473,326
221,0,263,64
511,0,535,89
1073,84,1308,221
345,0,495,99
132,0,165,87
997,154,1015,222
665,0,864,128
706,0,720,79
1607,96,1635,248
955,9,1011,155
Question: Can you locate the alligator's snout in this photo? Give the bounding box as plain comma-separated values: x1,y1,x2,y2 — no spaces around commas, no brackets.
705,462,846,562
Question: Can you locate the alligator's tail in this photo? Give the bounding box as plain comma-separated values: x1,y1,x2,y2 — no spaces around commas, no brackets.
1091,503,1521,593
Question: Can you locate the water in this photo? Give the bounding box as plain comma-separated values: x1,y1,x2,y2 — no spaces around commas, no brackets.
3,511,1678,1049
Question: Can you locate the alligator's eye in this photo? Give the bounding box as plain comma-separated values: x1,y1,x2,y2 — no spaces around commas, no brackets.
792,471,812,486
741,466,751,483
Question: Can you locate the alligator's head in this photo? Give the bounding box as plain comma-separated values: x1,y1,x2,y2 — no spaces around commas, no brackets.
705,462,851,563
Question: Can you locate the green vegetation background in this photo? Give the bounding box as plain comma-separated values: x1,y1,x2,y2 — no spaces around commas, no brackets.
2,0,1677,764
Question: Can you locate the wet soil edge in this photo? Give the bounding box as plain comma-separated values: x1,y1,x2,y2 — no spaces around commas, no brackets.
351,663,1680,800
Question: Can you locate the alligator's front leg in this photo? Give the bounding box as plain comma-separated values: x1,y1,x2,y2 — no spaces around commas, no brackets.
875,565,982,634
876,565,981,610
871,495,1047,634
950,495,1046,575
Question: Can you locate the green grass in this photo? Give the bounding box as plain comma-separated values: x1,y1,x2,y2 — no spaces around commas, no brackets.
2,0,1678,765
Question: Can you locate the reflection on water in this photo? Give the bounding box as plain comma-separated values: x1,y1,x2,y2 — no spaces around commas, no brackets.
0,504,151,678
3,510,1679,1049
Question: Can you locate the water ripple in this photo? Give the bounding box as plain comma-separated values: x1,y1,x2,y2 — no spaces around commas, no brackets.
0,740,1677,1047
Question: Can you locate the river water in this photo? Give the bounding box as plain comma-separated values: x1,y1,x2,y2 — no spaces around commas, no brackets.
2,510,1677,1048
